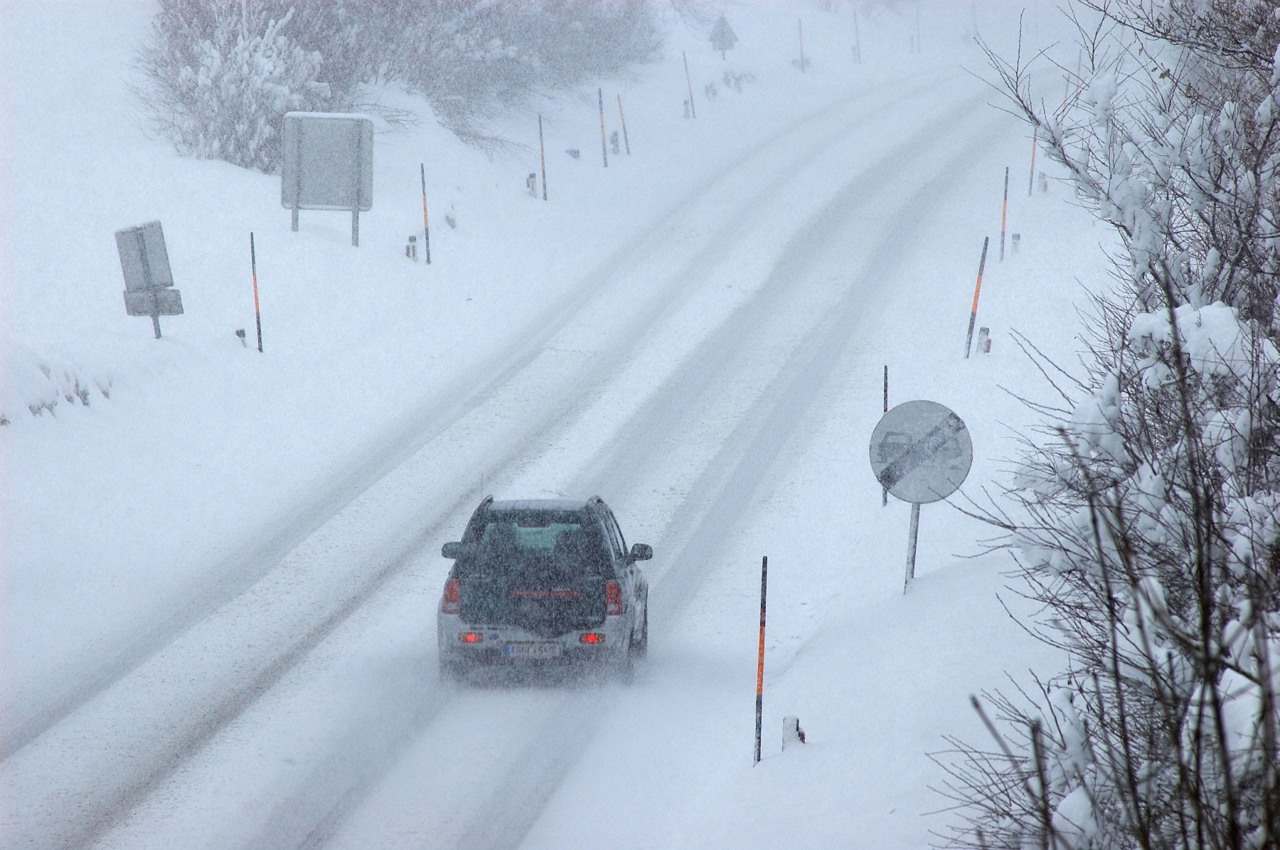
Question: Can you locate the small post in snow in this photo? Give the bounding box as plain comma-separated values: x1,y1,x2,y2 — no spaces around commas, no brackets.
683,51,697,119
964,237,990,359
617,94,631,155
798,19,805,72
852,8,862,63
1000,166,1010,260
1028,130,1038,197
250,232,263,353
598,88,608,168
753,555,768,766
419,163,432,265
538,115,548,201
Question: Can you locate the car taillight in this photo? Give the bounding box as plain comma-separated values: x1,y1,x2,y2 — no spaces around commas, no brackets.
442,578,460,614
605,579,624,616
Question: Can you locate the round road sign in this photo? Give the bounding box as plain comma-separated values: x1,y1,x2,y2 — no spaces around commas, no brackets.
869,400,972,504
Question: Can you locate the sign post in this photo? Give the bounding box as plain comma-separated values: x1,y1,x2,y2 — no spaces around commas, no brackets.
869,400,973,592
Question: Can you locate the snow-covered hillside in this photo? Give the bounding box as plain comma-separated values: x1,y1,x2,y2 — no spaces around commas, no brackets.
2,2,1112,847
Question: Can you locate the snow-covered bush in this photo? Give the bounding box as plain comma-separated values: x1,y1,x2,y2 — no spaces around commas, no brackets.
936,3,1280,848
387,0,661,146
137,0,662,169
137,2,336,172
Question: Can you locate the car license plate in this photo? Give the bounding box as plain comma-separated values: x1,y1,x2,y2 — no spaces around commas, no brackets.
503,642,561,658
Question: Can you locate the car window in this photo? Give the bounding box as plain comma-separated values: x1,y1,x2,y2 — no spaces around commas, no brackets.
602,511,627,561
461,511,610,578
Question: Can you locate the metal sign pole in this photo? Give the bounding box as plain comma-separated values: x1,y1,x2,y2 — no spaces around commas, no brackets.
904,503,921,593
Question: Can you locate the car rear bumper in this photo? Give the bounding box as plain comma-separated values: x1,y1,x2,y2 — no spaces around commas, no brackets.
438,615,629,668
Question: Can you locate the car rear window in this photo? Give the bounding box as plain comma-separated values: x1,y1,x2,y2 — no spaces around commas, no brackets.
460,511,610,578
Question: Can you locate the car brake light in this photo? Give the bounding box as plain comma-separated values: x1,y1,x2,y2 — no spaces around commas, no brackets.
580,633,606,644
605,580,624,616
458,632,484,643
442,578,460,614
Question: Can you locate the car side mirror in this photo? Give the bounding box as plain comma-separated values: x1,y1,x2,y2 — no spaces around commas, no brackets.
441,541,471,559
629,543,653,562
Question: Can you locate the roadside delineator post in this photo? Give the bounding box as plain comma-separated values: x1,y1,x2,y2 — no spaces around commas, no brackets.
538,115,548,200
1028,130,1038,197
964,237,990,359
617,94,631,155
753,555,767,766
999,166,1010,260
250,232,263,353
598,88,608,168
683,51,697,119
420,163,432,265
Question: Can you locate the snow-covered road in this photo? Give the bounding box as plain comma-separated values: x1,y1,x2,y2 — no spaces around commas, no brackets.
4,3,1086,847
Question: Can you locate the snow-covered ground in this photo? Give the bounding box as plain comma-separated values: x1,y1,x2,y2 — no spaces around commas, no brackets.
2,1,1115,847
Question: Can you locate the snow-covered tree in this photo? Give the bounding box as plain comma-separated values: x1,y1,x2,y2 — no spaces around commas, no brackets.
936,3,1280,848
137,1,336,172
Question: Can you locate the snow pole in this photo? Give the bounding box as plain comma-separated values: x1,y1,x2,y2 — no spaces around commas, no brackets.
852,7,862,63
798,18,806,72
538,115,548,201
753,555,768,766
1000,166,1009,260
683,51,696,119
419,163,432,265
880,363,890,504
598,87,608,168
964,237,990,359
1028,130,1037,197
250,232,263,353
617,94,631,155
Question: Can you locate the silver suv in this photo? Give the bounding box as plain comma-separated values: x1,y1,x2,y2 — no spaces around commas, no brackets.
437,496,651,682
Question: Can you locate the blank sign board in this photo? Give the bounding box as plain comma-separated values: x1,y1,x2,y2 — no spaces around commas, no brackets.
116,220,174,292
869,400,972,504
281,113,373,211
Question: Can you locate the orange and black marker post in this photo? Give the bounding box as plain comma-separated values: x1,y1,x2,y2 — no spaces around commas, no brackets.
753,555,768,765
964,237,990,359
250,232,263,353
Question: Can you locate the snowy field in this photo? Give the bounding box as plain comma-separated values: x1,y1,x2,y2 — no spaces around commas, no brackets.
2,1,1117,847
